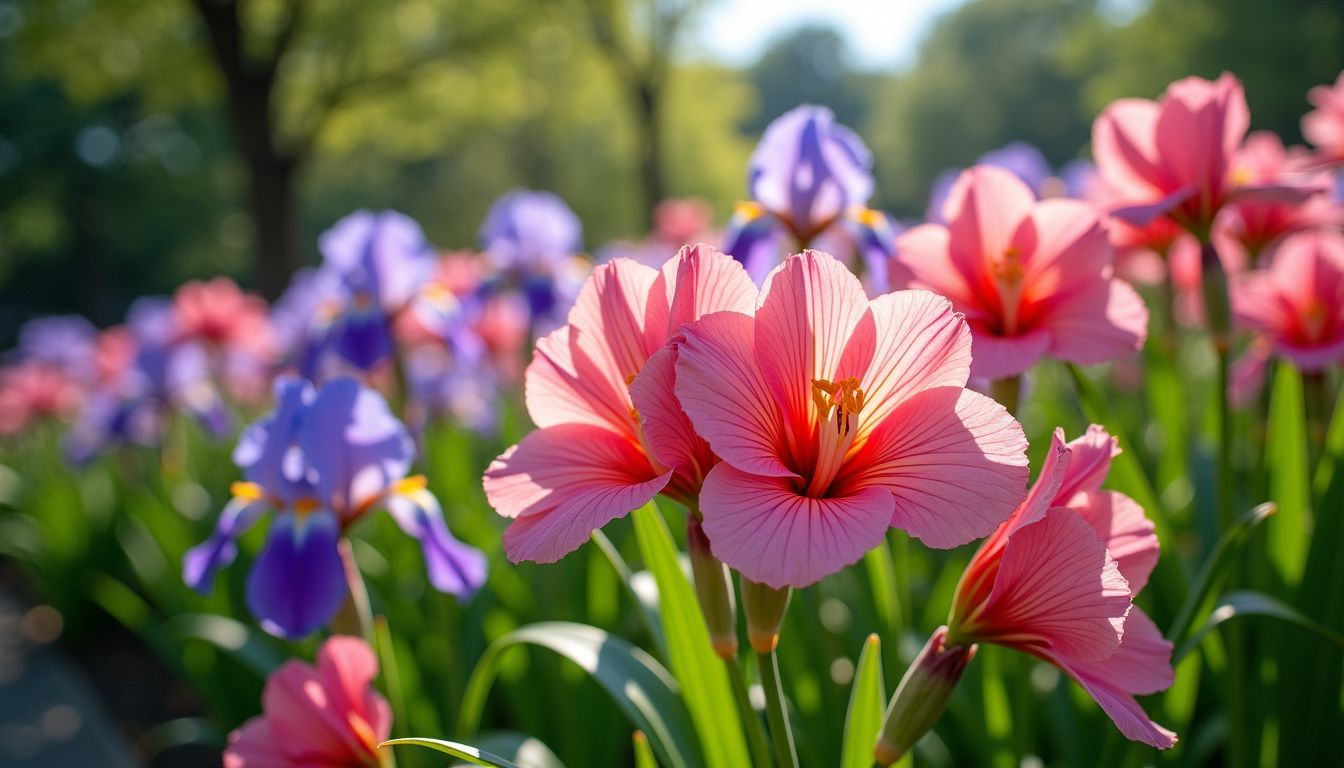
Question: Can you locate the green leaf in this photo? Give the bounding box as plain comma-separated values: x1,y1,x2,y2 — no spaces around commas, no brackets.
162,614,284,678
633,731,659,768
469,732,566,768
630,502,752,768
1266,364,1312,583
591,529,667,658
1167,502,1276,646
840,634,885,768
382,737,522,768
458,622,701,768
1175,591,1344,663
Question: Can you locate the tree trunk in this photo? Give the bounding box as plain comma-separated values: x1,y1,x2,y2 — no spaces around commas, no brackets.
240,135,298,300
635,82,664,230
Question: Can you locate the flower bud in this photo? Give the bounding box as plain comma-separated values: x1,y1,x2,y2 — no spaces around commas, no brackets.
687,517,738,659
874,626,975,766
740,578,791,654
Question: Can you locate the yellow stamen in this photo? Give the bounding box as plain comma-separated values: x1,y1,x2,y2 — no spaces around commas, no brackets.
812,377,866,435
392,475,429,495
855,207,885,228
231,481,265,502
733,200,767,221
992,247,1026,334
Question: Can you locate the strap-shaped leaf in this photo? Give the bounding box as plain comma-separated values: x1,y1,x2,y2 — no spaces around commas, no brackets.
382,737,523,768
840,634,885,768
1175,590,1344,663
458,621,701,768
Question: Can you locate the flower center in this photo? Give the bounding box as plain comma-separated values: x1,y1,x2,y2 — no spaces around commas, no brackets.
992,247,1026,335
1303,298,1327,342
807,377,865,496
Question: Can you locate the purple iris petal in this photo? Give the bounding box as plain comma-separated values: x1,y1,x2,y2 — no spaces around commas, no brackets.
479,189,582,270
299,378,413,512
16,315,97,380
320,210,433,312
330,307,394,372
721,209,786,285
234,377,314,504
386,490,487,598
748,105,873,239
1059,160,1098,199
246,510,347,640
979,142,1053,195
183,497,269,594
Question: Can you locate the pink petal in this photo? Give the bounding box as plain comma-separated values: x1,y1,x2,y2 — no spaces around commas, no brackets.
755,251,872,430
980,507,1130,663
838,289,972,438
566,259,665,378
1044,278,1149,368
944,166,1037,269
891,224,980,308
1015,199,1111,298
1092,98,1166,201
658,243,759,331
1155,74,1247,213
675,311,796,479
483,424,672,563
224,719,291,768
841,387,1028,548
1056,424,1119,500
699,462,894,589
629,345,713,481
1068,491,1159,595
263,661,368,763
1055,609,1177,748
316,636,392,745
1107,185,1196,228
966,322,1052,380
524,325,633,434
1228,180,1329,205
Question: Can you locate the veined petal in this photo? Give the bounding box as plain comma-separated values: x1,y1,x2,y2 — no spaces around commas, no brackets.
629,345,713,482
1056,424,1120,501
483,424,671,563
566,259,664,381
1068,490,1159,595
675,311,796,479
838,289,972,439
183,496,269,594
891,224,980,308
699,463,893,589
525,325,633,433
755,250,871,431
1015,199,1111,299
976,507,1130,663
1053,609,1177,748
386,487,488,598
659,243,759,331
246,511,347,640
841,387,1028,548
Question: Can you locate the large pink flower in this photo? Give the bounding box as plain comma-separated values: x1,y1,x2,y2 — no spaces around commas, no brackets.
948,426,1176,749
1093,73,1309,233
1304,70,1344,165
892,166,1148,380
1233,228,1344,372
483,244,758,563
224,635,392,768
673,250,1028,588
1219,132,1341,257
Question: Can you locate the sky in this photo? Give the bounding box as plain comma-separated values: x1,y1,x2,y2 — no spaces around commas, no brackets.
693,0,971,71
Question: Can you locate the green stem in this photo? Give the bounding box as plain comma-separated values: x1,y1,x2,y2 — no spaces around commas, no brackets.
757,649,798,768
331,538,374,642
726,657,773,768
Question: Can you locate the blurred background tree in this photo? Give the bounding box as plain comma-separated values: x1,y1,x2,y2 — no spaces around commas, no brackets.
1,0,1341,339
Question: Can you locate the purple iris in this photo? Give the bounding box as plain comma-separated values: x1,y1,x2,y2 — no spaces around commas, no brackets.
15,315,98,382
745,105,874,242
477,190,585,327
65,298,230,462
183,376,486,639
318,210,435,371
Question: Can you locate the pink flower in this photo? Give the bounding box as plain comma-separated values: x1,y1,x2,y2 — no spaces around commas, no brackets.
892,166,1148,380
483,244,758,563
1233,228,1344,371
948,426,1176,749
673,250,1029,588
1093,73,1309,233
1304,70,1344,165
174,277,274,356
0,362,82,436
1219,132,1341,257
224,635,391,768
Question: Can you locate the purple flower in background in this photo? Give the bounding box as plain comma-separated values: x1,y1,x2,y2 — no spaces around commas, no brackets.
404,344,499,435
723,106,879,277
318,210,435,371
478,189,585,327
16,315,98,382
65,299,230,462
183,376,486,639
